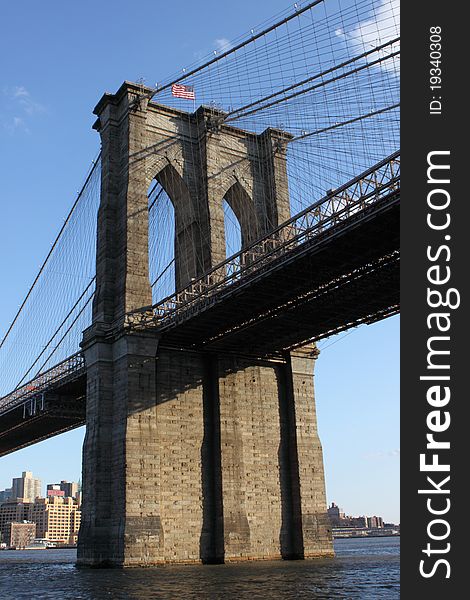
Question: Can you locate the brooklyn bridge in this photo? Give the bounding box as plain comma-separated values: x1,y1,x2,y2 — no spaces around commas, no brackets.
0,0,399,566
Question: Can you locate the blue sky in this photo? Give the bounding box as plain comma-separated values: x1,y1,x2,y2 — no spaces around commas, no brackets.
0,0,399,523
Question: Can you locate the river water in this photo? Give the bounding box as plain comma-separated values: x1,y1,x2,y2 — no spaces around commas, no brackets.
0,537,399,599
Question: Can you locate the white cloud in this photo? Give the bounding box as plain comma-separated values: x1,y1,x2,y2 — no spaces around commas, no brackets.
2,116,30,135
193,37,233,62
214,38,232,53
1,86,45,133
13,116,25,128
364,448,400,460
13,86,45,116
337,0,399,75
13,86,29,98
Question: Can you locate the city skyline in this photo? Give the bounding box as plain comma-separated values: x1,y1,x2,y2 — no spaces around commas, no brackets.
0,467,397,525
0,470,79,500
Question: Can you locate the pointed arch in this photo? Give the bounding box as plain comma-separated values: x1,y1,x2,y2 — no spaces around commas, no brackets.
150,162,207,291
147,179,175,304
223,200,242,260
223,180,258,248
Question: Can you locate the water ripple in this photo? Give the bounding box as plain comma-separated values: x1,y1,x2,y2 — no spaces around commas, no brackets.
0,537,399,599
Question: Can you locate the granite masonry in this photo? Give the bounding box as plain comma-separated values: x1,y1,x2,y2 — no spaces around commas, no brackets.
77,82,333,566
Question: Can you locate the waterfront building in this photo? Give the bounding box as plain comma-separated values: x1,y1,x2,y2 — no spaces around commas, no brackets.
29,496,81,544
327,502,385,530
367,516,384,528
11,471,41,501
3,521,36,548
349,516,368,528
327,502,345,525
0,499,33,540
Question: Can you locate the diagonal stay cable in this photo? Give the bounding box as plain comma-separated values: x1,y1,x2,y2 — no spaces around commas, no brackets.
32,292,95,381
132,151,400,320
13,277,96,390
132,0,325,105
148,186,164,212
151,258,175,289
225,49,400,122
224,36,399,122
290,103,400,142
0,155,101,351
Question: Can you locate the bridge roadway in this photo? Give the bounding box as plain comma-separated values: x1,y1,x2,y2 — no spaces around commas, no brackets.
0,153,399,456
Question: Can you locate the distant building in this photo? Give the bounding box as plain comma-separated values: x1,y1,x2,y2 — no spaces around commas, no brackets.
60,481,79,498
47,481,79,499
46,484,65,497
30,496,81,544
3,522,36,548
367,516,384,528
0,499,33,541
0,488,12,503
0,496,81,545
349,516,368,528
327,503,345,526
11,471,41,501
327,502,385,530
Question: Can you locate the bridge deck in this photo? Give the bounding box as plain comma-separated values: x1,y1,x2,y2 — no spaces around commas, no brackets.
0,154,399,455
0,358,86,457
154,191,399,355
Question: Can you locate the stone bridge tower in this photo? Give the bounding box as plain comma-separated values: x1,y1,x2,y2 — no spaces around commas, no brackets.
77,82,333,566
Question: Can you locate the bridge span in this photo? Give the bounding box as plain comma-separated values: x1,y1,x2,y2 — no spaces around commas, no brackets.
0,152,399,458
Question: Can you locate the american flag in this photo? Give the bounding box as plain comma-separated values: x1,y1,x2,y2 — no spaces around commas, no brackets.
171,83,195,100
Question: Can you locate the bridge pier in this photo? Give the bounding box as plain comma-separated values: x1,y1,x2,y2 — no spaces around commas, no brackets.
78,331,161,566
78,342,332,566
77,82,332,566
217,348,332,561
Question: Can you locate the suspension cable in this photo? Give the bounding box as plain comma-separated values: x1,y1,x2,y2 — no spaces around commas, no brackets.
290,103,400,142
13,277,96,390
224,36,399,122
133,1,325,105
32,293,95,380
225,50,400,122
0,155,101,351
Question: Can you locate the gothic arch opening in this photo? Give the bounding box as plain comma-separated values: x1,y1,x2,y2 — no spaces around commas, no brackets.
147,177,175,305
148,163,208,296
223,180,258,252
223,200,242,261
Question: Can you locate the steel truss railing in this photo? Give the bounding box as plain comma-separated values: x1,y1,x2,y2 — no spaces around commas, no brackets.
0,352,85,414
128,151,400,330
0,152,399,412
